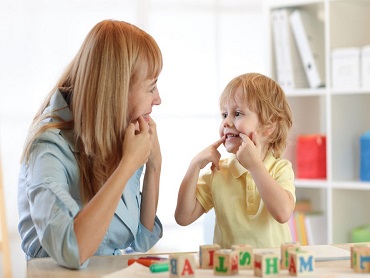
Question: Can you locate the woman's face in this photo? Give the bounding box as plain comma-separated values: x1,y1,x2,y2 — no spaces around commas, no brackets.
128,77,161,127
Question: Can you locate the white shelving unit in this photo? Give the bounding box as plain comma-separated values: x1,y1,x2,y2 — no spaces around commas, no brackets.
265,0,370,244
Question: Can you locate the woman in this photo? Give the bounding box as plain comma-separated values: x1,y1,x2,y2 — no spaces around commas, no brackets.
18,19,163,269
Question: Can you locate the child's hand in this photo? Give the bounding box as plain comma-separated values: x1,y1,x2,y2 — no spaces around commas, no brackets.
236,132,263,169
191,137,225,171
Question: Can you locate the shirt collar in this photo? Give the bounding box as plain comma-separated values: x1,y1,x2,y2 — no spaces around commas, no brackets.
46,90,78,152
228,150,276,178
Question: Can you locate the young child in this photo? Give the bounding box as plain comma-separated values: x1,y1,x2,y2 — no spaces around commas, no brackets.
175,72,295,248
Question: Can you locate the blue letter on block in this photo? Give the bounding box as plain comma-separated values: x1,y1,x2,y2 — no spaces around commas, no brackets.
170,258,178,275
360,255,370,270
299,256,313,273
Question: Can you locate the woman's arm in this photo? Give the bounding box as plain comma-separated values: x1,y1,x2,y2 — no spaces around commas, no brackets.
74,116,151,264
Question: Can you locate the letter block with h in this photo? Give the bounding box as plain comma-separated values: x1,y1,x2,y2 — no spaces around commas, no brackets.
213,249,239,276
231,244,254,269
199,244,221,269
288,250,314,276
254,252,279,277
169,254,196,278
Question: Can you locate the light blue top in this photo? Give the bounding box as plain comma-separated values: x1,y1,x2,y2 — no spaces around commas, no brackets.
17,91,163,269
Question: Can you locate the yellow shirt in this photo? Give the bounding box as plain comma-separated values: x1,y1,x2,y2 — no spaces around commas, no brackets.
196,151,295,249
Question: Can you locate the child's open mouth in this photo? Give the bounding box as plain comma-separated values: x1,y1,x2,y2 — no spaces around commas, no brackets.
225,133,239,139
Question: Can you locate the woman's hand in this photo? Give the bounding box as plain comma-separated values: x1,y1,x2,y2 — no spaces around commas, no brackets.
121,116,151,171
146,116,162,170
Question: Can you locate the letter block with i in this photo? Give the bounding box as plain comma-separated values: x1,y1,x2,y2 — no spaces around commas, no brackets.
169,253,196,278
231,244,254,269
199,244,221,269
281,242,301,270
213,249,239,276
288,250,314,276
254,252,279,277
352,245,370,273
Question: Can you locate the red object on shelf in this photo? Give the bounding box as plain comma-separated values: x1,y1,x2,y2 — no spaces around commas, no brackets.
296,135,326,179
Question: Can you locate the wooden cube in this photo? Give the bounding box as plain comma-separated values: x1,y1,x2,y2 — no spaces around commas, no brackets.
254,252,279,277
281,242,301,270
351,243,370,269
199,244,221,269
231,244,254,269
288,250,314,276
169,253,196,278
352,245,370,273
213,249,239,276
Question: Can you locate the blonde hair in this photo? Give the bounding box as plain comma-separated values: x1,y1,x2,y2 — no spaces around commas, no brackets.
21,20,163,203
219,72,292,158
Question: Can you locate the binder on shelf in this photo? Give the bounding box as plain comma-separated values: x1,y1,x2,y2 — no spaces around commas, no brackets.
271,9,308,90
289,9,325,89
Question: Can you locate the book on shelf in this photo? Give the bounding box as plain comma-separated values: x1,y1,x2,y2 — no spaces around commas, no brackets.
289,9,325,89
271,9,308,90
288,210,326,246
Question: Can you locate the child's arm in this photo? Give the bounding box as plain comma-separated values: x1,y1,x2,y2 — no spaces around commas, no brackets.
175,137,224,226
237,133,295,224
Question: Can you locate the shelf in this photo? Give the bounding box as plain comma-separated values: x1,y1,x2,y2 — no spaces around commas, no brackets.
267,0,370,245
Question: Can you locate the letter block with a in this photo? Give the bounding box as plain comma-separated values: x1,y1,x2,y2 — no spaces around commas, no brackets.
254,252,279,277
169,254,196,278
288,250,314,276
213,249,239,276
281,242,301,270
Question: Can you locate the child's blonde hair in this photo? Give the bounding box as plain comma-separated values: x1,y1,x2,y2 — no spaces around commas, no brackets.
219,72,292,158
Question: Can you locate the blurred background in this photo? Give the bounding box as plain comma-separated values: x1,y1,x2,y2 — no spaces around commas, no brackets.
0,0,266,276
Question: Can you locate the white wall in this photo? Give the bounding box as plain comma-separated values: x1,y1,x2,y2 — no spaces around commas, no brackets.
0,0,266,276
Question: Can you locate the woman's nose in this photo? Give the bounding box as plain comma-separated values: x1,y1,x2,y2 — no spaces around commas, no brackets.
153,90,162,106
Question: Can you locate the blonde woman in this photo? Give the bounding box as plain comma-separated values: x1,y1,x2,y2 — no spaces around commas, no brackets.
18,20,163,269
175,73,295,249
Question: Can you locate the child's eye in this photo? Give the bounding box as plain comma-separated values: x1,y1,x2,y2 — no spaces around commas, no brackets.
235,111,241,117
221,112,227,119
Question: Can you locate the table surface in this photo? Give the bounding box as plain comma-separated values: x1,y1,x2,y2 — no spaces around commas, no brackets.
27,244,355,278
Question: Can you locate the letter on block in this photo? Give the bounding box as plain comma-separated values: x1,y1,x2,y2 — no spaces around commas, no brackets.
281,242,300,270
169,254,196,278
231,244,254,269
199,244,221,269
213,249,239,276
288,250,314,276
254,252,279,277
352,245,370,273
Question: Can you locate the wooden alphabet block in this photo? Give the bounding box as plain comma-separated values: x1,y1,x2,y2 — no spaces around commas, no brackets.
352,245,370,273
288,250,314,276
280,242,301,270
351,243,370,269
213,249,239,276
254,252,279,277
231,244,254,269
169,253,196,278
199,244,221,269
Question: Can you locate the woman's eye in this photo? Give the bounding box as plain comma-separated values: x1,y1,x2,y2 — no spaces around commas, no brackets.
149,86,157,93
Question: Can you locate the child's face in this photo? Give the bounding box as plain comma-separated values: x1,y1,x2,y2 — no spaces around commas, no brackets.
219,89,262,154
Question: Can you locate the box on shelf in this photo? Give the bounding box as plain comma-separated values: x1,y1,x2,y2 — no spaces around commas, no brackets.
360,130,370,181
331,47,360,89
296,135,326,179
352,224,370,243
361,46,370,88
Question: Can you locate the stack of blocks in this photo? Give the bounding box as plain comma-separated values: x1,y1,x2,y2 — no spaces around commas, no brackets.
169,242,317,277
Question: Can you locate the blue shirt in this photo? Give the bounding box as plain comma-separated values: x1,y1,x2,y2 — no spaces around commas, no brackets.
17,91,163,269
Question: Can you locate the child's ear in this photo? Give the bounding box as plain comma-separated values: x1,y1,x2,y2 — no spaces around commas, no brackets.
263,123,276,137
